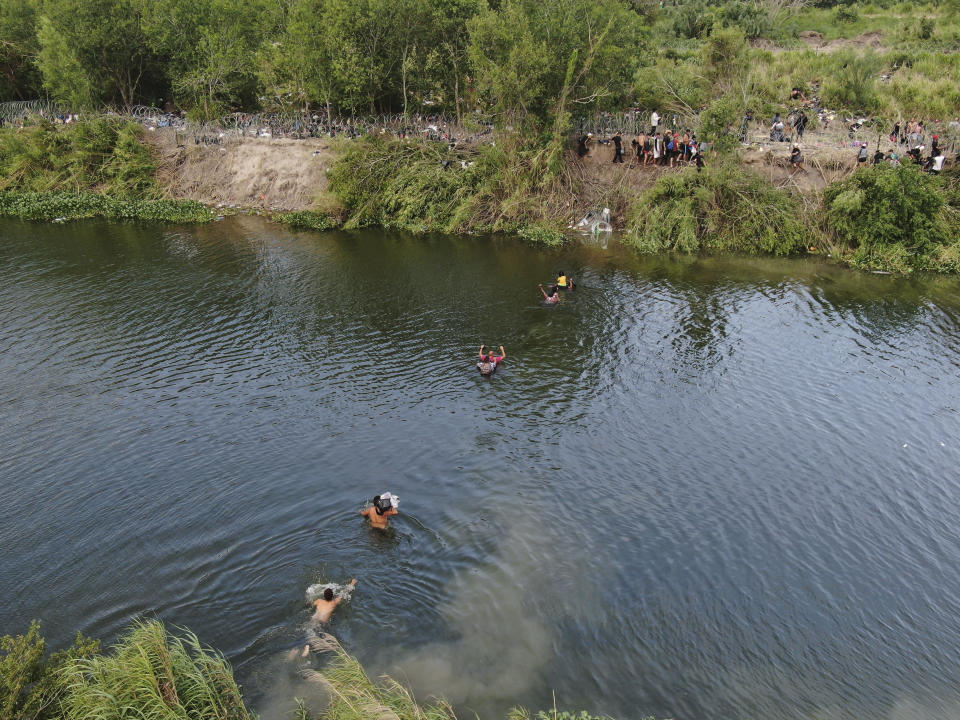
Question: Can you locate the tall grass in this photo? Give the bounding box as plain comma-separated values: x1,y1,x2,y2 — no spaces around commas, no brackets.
59,620,253,720
0,118,159,198
301,633,455,720
326,135,570,245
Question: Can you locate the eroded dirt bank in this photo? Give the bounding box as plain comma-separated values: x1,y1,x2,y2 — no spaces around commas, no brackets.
145,128,858,220
147,131,336,211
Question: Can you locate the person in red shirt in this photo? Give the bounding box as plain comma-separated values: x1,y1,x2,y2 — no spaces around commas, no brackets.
478,344,506,375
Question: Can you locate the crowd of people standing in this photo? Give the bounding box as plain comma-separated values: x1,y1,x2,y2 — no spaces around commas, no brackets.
577,110,705,170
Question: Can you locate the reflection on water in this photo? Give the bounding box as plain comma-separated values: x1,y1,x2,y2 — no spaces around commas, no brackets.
2,217,960,720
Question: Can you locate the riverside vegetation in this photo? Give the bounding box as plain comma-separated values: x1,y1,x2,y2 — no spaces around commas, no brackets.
0,621,633,720
3,0,960,268
0,118,212,222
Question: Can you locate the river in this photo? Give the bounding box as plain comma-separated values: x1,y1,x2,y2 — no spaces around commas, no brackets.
2,216,960,720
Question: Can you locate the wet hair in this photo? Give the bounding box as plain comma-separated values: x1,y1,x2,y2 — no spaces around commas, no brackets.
557,270,564,276
323,588,334,601
372,495,384,515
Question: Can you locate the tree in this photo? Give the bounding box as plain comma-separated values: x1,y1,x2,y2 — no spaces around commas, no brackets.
0,0,41,101
36,0,158,108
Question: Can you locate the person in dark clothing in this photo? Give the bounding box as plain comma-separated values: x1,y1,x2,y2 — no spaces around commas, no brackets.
612,131,624,163
873,149,885,164
794,111,808,139
577,133,592,157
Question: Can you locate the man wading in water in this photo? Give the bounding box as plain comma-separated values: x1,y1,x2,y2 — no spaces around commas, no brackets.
360,492,399,529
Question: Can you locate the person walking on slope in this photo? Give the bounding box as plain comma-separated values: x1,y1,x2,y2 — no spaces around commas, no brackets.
612,131,624,163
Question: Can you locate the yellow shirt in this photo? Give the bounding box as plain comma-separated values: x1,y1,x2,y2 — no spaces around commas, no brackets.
557,275,568,287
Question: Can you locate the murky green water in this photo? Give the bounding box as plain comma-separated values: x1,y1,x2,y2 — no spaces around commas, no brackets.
3,216,960,720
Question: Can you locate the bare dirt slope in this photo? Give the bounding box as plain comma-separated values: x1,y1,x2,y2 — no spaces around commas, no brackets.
146,131,335,211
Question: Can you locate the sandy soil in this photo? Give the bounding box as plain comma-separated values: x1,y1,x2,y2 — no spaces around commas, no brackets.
146,130,335,211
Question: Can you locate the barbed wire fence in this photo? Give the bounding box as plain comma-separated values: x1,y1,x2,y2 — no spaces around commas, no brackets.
0,100,496,148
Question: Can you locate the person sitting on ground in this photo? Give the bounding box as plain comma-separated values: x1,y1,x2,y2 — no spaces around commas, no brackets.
790,146,804,174
360,492,399,530
312,579,358,623
790,87,807,103
555,270,574,291
539,284,560,304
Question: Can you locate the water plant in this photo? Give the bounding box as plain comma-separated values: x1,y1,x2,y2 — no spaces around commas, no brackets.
0,191,214,222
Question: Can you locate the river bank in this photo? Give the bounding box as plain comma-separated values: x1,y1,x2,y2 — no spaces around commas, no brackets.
1,118,958,273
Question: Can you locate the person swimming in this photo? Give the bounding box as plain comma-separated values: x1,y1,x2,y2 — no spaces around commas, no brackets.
555,270,574,290
311,579,357,623
539,284,560,304
477,344,506,375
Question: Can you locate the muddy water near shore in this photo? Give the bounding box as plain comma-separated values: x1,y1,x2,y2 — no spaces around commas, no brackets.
2,216,960,720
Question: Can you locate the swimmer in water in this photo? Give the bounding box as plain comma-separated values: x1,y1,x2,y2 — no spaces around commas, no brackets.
311,579,358,623
478,344,506,372
361,492,399,530
555,270,574,290
538,284,560,304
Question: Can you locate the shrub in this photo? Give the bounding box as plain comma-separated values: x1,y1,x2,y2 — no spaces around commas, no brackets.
300,633,455,720
821,50,880,113
823,162,959,270
0,621,99,720
0,118,159,198
625,160,811,256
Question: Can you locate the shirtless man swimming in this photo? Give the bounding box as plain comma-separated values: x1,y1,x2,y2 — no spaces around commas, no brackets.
311,578,358,623
360,492,399,530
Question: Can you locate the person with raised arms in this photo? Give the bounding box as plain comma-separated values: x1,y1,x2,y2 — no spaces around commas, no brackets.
478,344,506,375
539,284,560,304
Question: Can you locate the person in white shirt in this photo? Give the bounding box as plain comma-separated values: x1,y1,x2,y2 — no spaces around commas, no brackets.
650,110,660,135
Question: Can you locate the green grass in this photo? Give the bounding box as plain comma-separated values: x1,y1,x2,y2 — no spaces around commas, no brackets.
326,136,572,245
59,620,253,720
0,118,160,198
300,633,455,720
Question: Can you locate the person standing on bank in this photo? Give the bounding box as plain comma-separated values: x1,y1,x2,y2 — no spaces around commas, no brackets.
612,131,624,163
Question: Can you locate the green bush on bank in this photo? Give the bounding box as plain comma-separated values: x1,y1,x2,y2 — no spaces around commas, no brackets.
0,118,159,198
0,191,214,223
823,163,960,272
327,136,572,245
624,161,811,256
0,621,99,720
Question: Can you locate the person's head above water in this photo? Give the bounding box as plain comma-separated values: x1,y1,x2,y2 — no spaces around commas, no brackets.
323,587,334,601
